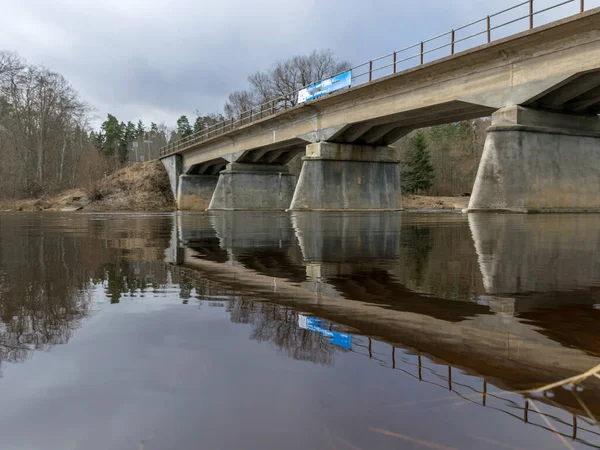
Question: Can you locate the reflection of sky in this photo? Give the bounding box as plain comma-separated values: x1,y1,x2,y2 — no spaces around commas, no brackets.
2,0,577,127
0,291,328,450
0,288,589,450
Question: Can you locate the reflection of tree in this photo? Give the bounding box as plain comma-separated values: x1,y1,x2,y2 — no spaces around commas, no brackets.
100,259,167,304
178,274,194,301
104,261,130,304
0,214,174,373
401,226,434,287
227,299,344,365
0,230,92,375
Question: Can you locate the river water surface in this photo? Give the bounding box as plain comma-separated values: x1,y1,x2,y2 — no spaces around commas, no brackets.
0,211,599,450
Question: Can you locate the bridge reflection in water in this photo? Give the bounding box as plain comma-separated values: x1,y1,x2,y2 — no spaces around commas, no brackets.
169,211,600,448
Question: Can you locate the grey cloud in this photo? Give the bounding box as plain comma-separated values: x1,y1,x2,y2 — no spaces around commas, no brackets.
0,0,573,128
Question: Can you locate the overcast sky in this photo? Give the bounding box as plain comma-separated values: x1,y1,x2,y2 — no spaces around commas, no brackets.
0,0,576,128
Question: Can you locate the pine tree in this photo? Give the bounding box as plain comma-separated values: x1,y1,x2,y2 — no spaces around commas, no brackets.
118,121,130,163
402,131,435,194
124,121,136,142
100,114,122,158
176,115,192,138
136,120,145,138
193,116,204,134
90,131,104,151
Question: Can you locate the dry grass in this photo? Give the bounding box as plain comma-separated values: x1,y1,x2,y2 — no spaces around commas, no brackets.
403,194,469,211
0,161,175,212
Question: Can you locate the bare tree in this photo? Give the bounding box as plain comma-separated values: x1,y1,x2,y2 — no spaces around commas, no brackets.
0,51,23,78
223,90,257,119
223,49,351,116
0,51,93,198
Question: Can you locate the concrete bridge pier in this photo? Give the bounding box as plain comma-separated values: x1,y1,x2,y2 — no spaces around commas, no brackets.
468,106,600,213
207,163,296,211
178,175,220,210
160,154,220,210
289,142,402,211
160,154,182,204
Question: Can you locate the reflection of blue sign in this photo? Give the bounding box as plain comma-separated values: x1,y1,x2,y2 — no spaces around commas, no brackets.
298,315,352,349
297,71,352,104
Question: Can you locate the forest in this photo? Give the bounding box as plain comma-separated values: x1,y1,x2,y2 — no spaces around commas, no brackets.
0,49,489,201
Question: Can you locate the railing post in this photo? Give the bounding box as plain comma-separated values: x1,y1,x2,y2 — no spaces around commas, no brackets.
284,95,288,110
451,30,455,55
487,16,491,43
483,380,487,406
420,42,424,64
529,0,534,29
260,104,263,119
231,117,234,130
369,60,373,81
581,0,584,12
393,52,397,73
272,99,276,115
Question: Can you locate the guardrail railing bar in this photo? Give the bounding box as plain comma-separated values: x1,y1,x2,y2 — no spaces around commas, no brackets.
530,0,535,28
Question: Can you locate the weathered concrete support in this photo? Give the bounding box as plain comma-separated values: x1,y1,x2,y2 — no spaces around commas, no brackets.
289,142,401,211
160,154,182,200
177,175,219,211
468,106,600,213
207,163,296,211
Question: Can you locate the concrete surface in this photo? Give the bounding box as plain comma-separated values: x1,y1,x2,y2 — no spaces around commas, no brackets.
469,213,600,295
160,154,182,199
207,163,296,211
289,143,401,211
177,175,219,211
468,106,600,212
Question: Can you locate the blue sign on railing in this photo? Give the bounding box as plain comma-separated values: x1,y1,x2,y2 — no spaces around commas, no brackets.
298,315,352,349
297,70,352,104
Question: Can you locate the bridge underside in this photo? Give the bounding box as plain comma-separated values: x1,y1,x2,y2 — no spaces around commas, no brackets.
160,11,600,211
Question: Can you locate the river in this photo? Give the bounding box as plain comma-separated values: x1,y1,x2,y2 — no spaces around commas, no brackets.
0,211,599,450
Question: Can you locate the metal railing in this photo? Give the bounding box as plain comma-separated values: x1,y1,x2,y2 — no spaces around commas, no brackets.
160,0,595,157
352,337,600,448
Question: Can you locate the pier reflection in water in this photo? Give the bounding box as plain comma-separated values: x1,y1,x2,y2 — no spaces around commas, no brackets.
0,212,599,449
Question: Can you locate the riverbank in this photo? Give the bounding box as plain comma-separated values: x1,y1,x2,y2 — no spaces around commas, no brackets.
0,161,175,212
402,194,469,211
0,161,468,212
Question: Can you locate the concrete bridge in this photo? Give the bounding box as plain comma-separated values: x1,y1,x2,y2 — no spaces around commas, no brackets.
161,4,600,212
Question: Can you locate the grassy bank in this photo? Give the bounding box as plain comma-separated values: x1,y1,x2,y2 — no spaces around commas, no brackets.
0,161,175,212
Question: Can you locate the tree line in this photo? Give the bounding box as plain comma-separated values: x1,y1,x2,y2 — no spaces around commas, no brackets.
1,48,489,200
0,49,350,199
0,51,91,198
79,50,352,164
